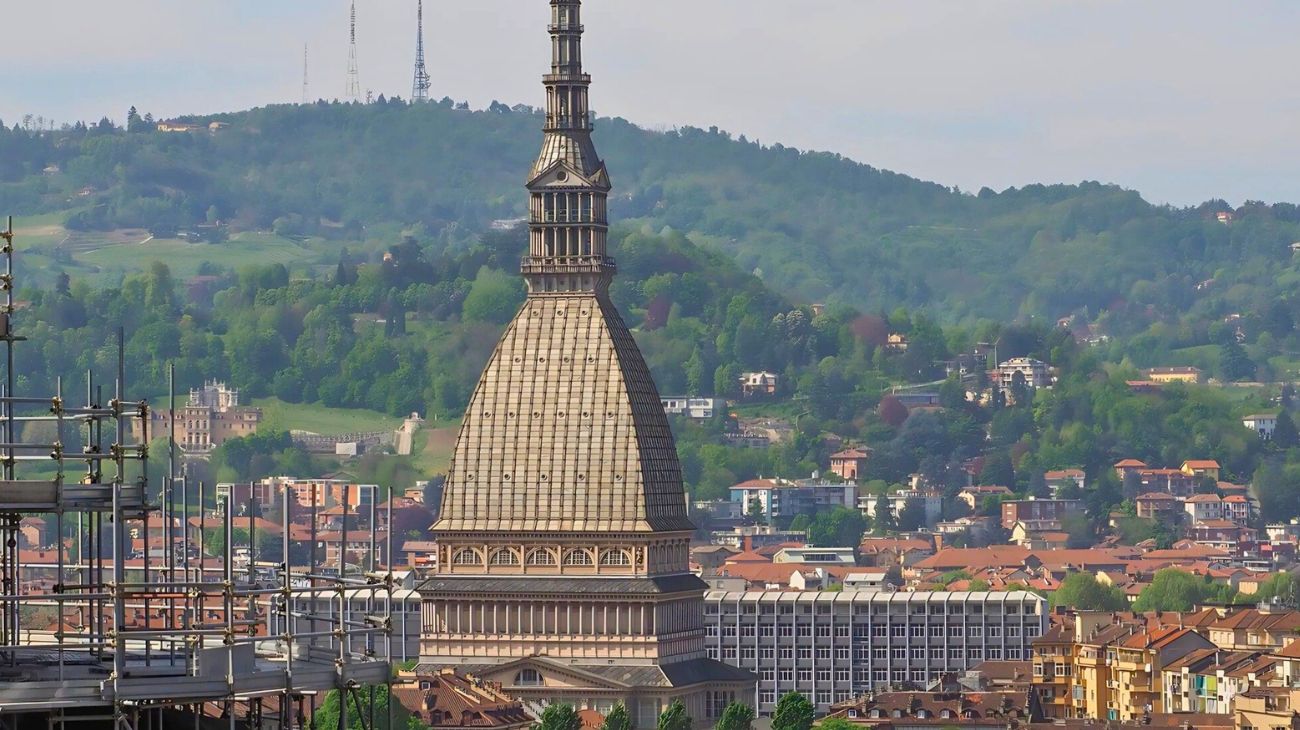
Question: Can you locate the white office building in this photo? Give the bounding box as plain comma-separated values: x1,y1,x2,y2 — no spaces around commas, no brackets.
703,590,1047,715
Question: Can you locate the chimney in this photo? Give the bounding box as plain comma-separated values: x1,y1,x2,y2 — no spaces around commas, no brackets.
743,536,753,552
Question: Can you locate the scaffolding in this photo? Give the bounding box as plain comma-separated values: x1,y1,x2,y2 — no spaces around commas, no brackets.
0,218,403,730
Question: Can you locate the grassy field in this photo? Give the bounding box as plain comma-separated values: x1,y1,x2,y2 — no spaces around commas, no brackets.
410,424,458,475
253,398,403,435
78,232,324,279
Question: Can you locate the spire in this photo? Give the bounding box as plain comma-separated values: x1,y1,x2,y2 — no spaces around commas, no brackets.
412,0,431,102
302,44,310,104
523,0,612,295
346,1,361,101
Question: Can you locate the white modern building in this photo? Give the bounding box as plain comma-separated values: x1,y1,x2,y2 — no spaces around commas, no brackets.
1243,414,1278,440
661,396,721,420
703,590,1048,715
730,478,857,523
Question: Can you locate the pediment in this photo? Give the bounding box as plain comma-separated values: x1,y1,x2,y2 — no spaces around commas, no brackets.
473,656,634,691
527,160,609,191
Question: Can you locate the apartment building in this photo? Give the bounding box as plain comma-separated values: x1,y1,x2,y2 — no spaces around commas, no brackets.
1033,612,1215,722
703,590,1047,715
730,478,857,523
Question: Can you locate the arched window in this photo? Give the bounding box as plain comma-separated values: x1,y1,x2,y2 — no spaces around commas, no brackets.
516,669,542,687
562,549,593,566
599,549,631,567
488,548,520,566
451,548,482,565
526,549,556,566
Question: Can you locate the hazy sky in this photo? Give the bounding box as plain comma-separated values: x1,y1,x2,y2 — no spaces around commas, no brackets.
5,1,1298,206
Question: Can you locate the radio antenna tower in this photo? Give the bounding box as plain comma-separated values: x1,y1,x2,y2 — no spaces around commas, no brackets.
345,1,361,101
302,44,310,104
411,0,432,102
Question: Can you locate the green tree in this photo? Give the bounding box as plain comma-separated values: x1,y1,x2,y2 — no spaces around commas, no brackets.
657,700,690,730
536,704,582,730
716,702,755,730
312,686,408,729
872,493,895,535
808,506,868,547
979,450,1014,486
772,692,814,730
462,267,525,324
601,703,632,730
1219,341,1256,382
1275,411,1299,449
1133,568,1234,611
816,720,859,730
1051,572,1127,611
747,497,766,525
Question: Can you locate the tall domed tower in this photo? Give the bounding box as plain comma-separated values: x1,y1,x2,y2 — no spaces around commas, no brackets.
417,1,753,725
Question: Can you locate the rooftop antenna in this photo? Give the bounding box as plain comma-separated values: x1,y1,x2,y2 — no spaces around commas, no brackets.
346,1,361,101
302,43,310,104
411,0,431,102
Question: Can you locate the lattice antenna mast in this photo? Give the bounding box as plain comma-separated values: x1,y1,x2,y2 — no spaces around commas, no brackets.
412,0,432,102
302,44,310,104
345,1,361,101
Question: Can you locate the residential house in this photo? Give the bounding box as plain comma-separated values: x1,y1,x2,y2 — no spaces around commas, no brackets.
1161,648,1274,714
958,485,1014,511
1222,494,1254,525
1244,414,1279,440
1182,459,1222,481
863,489,943,528
1138,468,1198,497
885,333,909,352
738,371,779,398
1234,687,1300,730
856,537,934,569
1186,493,1224,523
1000,498,1084,531
829,448,871,480
1144,367,1203,384
1032,621,1077,719
1200,608,1300,652
1044,469,1086,495
770,546,856,566
1114,459,1149,480
994,357,1052,396
1136,492,1181,521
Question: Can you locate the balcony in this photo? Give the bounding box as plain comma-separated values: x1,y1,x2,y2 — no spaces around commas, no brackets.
521,255,615,276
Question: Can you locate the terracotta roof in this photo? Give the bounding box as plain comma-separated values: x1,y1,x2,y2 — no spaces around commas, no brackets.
1183,460,1221,469
1114,459,1149,468
831,448,871,459
1043,469,1084,479
1137,492,1178,501
960,485,1014,494
729,478,778,490
1194,519,1243,529
1186,494,1222,503
859,537,933,554
392,671,531,729
1276,639,1300,659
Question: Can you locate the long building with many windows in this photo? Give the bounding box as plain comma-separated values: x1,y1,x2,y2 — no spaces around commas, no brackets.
703,590,1048,715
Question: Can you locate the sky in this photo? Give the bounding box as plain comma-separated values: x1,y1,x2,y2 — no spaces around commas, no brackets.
4,1,1298,206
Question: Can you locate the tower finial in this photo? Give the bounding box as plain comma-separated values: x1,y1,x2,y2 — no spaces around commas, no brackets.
346,1,361,101
522,0,613,295
412,0,431,102
302,44,310,104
